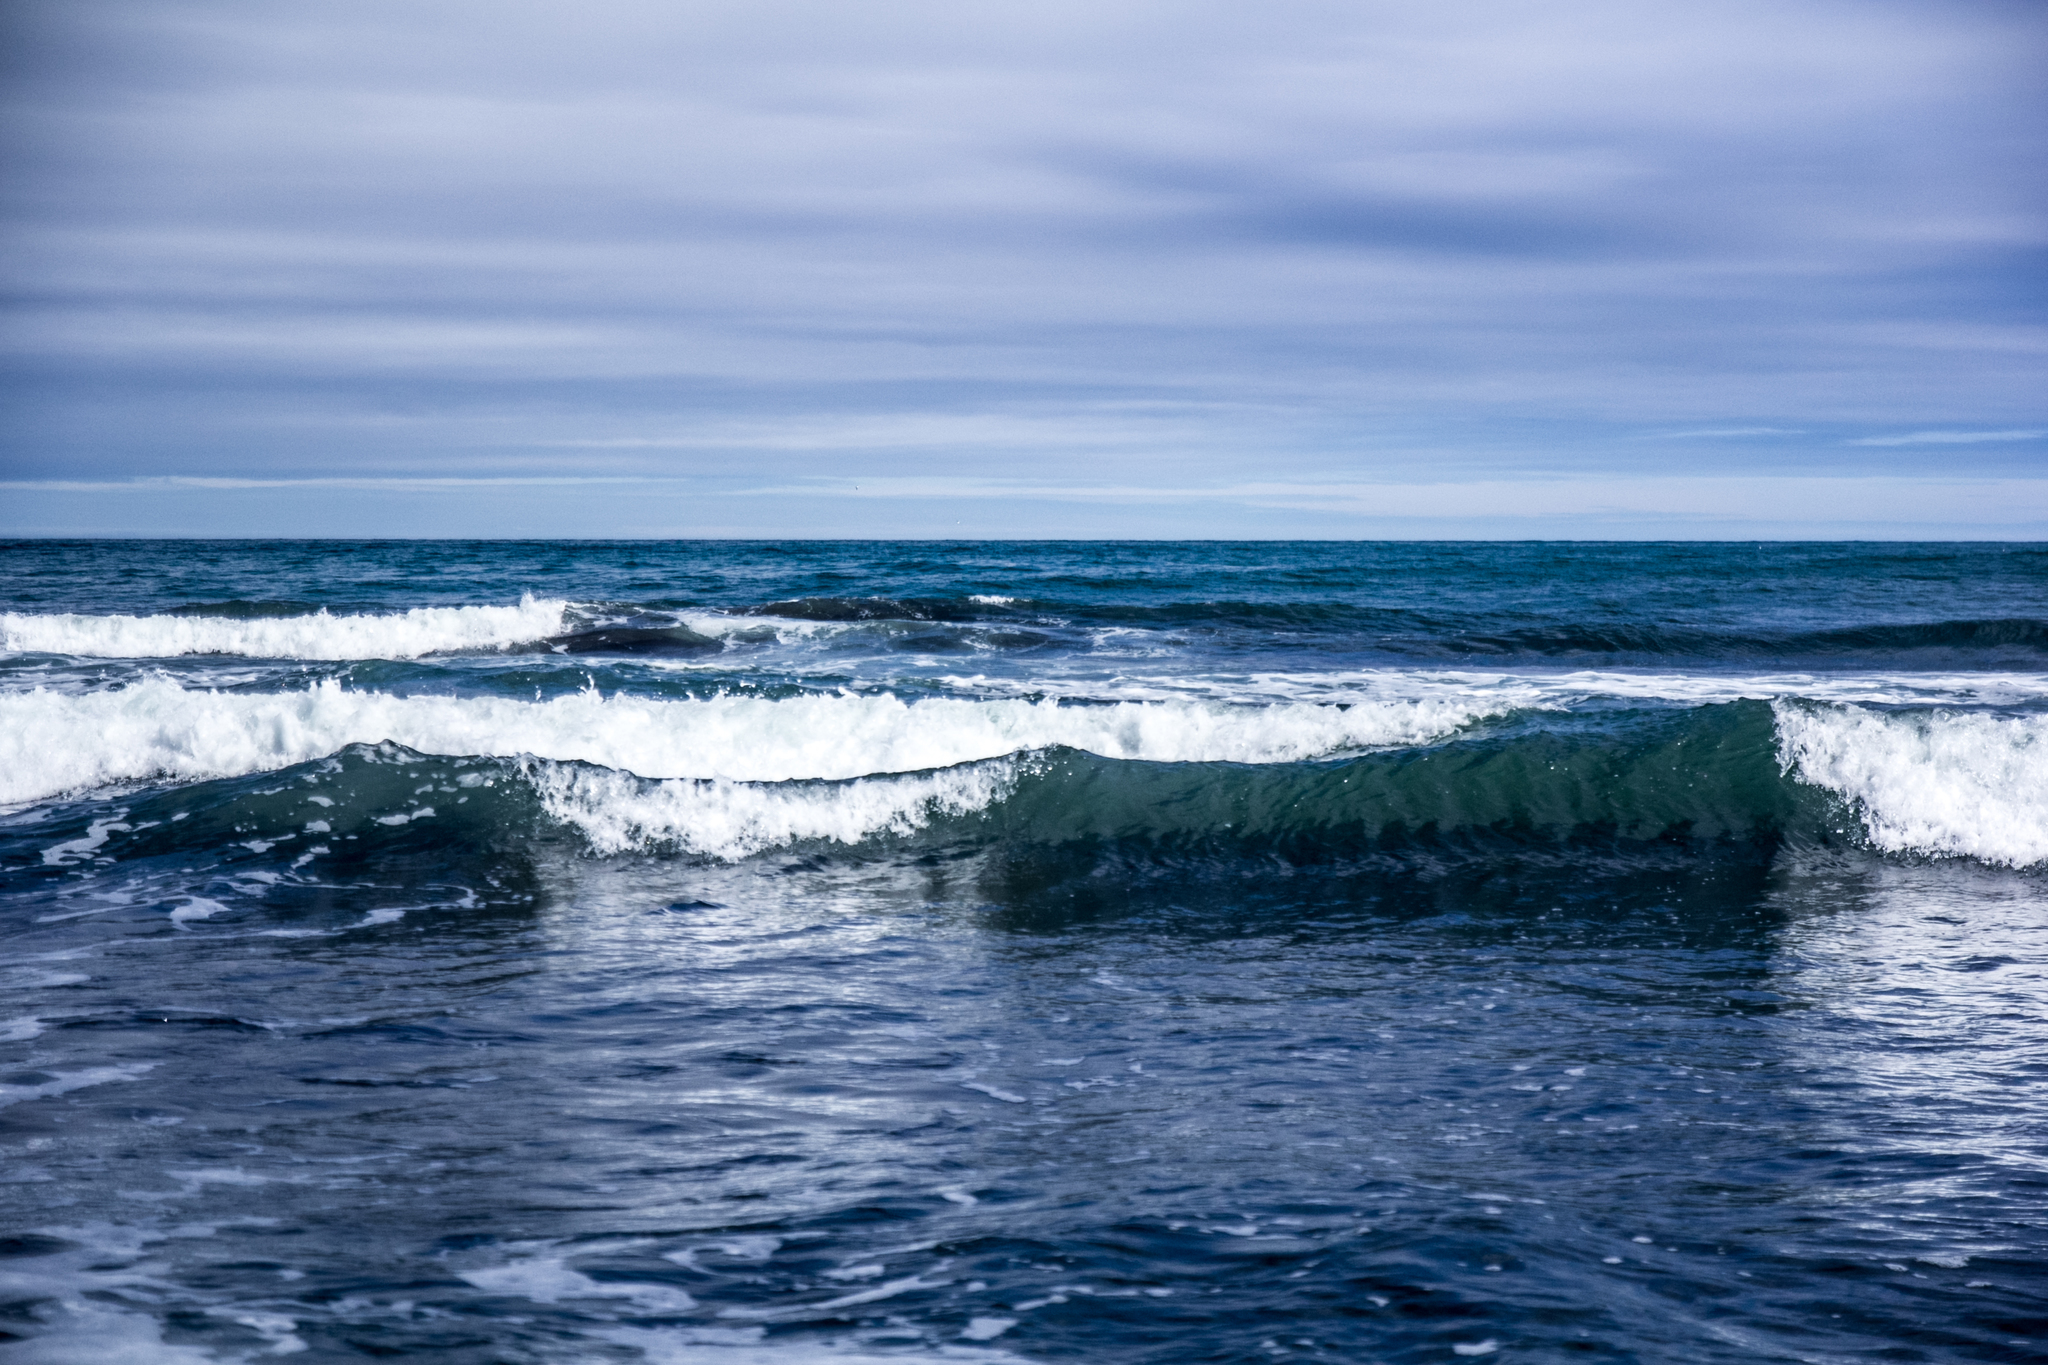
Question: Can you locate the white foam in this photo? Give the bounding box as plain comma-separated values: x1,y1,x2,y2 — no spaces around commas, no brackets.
961,1318,1018,1341
718,1271,953,1321
41,818,131,866
600,1325,1028,1364
1775,702,2048,867
3,971,90,988
960,1082,1027,1104
458,1254,694,1312
0,1221,290,1363
211,1310,306,1356
1542,670,2048,708
0,679,1494,807
823,1264,887,1280
2,1300,221,1364
0,597,570,660
164,1167,272,1188
664,1236,783,1271
531,760,1018,858
168,897,232,929
0,1064,156,1111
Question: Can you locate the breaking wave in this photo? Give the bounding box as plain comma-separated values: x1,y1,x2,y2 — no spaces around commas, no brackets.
0,598,573,660
7,691,2044,870
1774,700,2048,867
0,679,1499,807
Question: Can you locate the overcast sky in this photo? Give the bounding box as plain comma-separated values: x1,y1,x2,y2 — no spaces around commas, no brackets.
2,0,2043,537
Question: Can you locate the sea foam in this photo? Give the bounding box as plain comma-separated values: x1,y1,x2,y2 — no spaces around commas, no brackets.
530,760,1020,858
0,598,571,660
1775,701,2048,867
0,679,1494,807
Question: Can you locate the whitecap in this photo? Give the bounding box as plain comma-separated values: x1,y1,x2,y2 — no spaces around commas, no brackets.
0,597,570,661
458,1254,696,1313
0,1064,157,1111
1775,701,2048,867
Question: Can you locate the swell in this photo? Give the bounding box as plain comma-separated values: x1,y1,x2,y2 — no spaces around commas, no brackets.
12,699,2044,872
1436,617,2048,661
165,598,333,619
747,595,987,622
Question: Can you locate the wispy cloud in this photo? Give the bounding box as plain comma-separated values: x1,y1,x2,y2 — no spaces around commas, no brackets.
1654,428,1805,440
727,474,2048,524
1847,430,2047,447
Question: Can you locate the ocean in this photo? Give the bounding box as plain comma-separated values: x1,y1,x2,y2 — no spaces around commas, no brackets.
1,539,2044,1364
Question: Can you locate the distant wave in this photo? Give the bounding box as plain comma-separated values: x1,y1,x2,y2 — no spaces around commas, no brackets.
8,595,2045,667
737,595,2048,649
937,667,2045,710
746,595,987,622
708,601,2048,667
1440,617,2048,660
0,598,573,660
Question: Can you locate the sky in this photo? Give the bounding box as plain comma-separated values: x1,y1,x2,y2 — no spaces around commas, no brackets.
2,0,2044,538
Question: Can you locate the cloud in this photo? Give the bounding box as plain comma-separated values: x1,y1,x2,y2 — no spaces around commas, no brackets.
728,474,2048,523
1655,428,1805,439
1,0,2044,531
1847,429,2047,447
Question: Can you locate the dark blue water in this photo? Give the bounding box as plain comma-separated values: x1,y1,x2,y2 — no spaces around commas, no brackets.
3,541,2045,1364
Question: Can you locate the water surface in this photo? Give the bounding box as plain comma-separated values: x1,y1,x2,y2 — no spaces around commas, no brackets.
3,540,2044,1363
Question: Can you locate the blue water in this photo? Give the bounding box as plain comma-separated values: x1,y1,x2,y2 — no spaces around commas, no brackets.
2,541,2045,1364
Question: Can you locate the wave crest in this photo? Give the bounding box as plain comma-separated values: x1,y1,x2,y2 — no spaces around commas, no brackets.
0,598,571,660
1775,701,2048,867
0,680,1497,807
